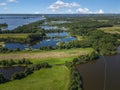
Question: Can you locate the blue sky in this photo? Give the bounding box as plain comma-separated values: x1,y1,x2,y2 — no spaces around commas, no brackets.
0,0,120,14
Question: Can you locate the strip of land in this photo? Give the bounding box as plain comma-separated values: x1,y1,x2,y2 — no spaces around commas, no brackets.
0,34,29,39
0,48,93,60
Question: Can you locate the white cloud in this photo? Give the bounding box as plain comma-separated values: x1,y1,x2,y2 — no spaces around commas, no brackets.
67,9,74,13
76,8,104,14
95,9,104,14
0,3,7,6
6,0,18,3
76,8,90,14
48,0,79,11
0,2,7,10
34,11,40,14
68,9,72,12
3,7,8,10
0,0,19,11
48,0,104,14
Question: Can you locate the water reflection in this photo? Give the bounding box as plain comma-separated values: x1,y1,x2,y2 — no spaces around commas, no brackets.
77,55,120,90
4,37,76,50
46,32,68,37
41,26,58,30
0,66,25,80
0,16,45,30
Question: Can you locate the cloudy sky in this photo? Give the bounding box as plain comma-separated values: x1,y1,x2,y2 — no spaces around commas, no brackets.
0,0,120,14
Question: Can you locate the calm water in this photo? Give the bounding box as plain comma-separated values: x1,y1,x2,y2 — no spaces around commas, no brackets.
46,32,68,37
41,26,58,30
5,37,76,50
77,55,120,90
0,66,25,80
0,15,45,30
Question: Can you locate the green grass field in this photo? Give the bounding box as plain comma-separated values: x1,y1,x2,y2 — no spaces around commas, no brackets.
0,48,92,90
0,34,29,39
0,48,93,65
99,26,120,34
0,65,70,90
31,57,74,65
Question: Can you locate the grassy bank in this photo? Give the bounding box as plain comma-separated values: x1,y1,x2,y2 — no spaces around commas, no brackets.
0,34,29,39
0,65,70,90
0,48,93,62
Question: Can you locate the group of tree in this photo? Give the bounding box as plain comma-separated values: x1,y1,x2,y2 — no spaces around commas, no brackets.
27,33,46,43
86,30,118,55
39,46,54,50
0,47,22,53
0,58,32,67
0,23,8,30
11,62,51,80
65,62,82,90
0,73,7,84
73,51,99,64
65,51,99,90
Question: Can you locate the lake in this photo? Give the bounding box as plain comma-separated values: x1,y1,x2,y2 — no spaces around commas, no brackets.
0,15,45,30
77,54,120,90
4,37,76,50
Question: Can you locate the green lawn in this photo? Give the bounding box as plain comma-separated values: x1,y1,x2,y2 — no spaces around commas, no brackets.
0,65,70,90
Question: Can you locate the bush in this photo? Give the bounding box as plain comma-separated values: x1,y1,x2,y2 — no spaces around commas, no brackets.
24,67,33,76
0,73,7,84
11,72,25,80
65,62,82,90
18,58,32,65
41,62,51,68
0,59,32,67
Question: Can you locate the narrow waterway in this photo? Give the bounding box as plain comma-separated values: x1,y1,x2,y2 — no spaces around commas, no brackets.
77,55,120,90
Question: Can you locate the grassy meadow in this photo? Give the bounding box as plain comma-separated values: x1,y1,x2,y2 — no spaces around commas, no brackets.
0,65,70,90
0,48,92,90
0,48,93,65
99,26,120,34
